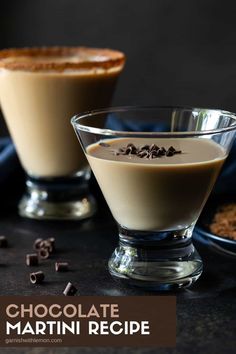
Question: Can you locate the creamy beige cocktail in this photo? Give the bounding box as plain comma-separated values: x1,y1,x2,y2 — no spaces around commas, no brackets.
0,47,125,219
0,47,125,177
87,138,226,231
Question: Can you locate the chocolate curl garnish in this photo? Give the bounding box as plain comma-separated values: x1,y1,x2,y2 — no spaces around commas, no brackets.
113,143,182,159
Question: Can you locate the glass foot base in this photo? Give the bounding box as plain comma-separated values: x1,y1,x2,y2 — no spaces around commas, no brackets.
18,175,96,220
108,227,203,290
19,194,96,220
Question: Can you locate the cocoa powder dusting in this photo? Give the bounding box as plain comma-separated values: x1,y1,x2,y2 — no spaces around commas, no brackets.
209,203,236,240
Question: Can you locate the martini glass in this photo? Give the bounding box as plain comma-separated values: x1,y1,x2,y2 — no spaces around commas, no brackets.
0,47,125,219
72,106,236,290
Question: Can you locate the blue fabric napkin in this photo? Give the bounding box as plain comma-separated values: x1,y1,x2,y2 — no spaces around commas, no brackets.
213,140,236,195
0,137,22,184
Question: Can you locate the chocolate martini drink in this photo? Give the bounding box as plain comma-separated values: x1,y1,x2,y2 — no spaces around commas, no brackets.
72,107,236,290
87,138,225,231
0,47,125,219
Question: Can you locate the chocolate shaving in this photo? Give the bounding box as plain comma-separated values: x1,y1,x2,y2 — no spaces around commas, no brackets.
159,147,166,155
140,144,150,150
138,150,149,158
113,143,182,159
99,142,110,148
150,144,159,151
166,150,174,157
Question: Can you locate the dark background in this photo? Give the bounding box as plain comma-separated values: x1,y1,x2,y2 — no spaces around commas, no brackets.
1,0,236,134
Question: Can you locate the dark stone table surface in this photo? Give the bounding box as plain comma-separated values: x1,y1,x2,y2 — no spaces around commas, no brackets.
0,177,235,354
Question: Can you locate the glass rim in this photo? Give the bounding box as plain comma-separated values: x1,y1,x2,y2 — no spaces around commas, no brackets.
71,105,236,137
0,47,125,72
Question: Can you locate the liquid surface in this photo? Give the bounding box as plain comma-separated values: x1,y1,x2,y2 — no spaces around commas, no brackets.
89,138,225,165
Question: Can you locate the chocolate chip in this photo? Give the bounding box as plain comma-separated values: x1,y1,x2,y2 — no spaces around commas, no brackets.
150,144,159,151
150,151,159,159
99,142,110,147
125,146,133,154
34,238,43,250
63,282,77,296
120,143,142,155
30,271,45,284
0,236,8,248
113,143,182,159
138,150,149,158
159,147,166,155
166,150,174,156
55,262,69,272
140,144,150,150
130,147,137,154
39,248,50,259
26,253,38,266
126,145,137,154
